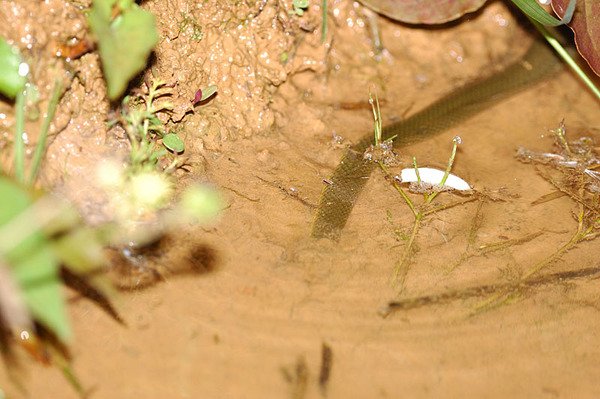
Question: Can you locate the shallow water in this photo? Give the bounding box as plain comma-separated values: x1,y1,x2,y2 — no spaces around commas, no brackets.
1,1,600,398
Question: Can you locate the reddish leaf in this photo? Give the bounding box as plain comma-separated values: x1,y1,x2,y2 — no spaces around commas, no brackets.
191,89,202,105
553,0,600,76
358,0,487,24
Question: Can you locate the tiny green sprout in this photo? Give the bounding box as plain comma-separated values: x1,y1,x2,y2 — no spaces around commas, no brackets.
280,51,289,64
292,0,309,16
369,91,383,146
552,120,571,155
425,135,461,203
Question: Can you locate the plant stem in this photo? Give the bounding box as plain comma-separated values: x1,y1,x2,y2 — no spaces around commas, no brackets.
321,0,327,43
522,203,586,279
27,80,62,186
13,89,26,184
393,215,421,287
426,138,459,204
529,18,600,101
379,161,418,218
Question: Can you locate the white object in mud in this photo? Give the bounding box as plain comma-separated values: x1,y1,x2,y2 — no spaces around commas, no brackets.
397,167,471,191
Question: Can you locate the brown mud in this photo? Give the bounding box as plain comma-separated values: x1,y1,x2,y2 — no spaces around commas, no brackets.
1,0,600,398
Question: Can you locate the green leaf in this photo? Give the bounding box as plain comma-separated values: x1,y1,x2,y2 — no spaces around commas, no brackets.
162,133,185,153
88,0,159,100
200,85,218,102
0,37,26,99
0,177,71,342
510,0,574,26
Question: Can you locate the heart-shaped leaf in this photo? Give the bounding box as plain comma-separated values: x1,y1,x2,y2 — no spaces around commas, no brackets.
553,0,600,76
88,0,159,100
357,0,487,24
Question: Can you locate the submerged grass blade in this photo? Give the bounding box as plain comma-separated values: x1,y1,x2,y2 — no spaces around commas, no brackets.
13,89,25,184
27,80,62,186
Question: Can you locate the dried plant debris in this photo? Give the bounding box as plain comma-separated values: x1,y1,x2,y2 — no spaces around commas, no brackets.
383,122,600,316
363,139,399,166
515,122,600,280
517,121,600,194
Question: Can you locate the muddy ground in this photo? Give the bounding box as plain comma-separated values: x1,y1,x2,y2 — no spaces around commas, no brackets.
1,0,600,398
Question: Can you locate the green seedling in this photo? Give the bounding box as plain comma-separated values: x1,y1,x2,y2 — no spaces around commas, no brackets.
179,12,204,42
367,93,475,289
291,0,309,16
115,78,185,173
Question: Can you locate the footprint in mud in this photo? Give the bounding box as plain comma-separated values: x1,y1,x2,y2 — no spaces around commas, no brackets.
104,235,219,289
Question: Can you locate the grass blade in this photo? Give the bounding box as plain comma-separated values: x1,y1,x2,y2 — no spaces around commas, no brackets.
510,0,575,26
13,88,25,184
321,0,328,43
530,19,600,101
27,80,62,186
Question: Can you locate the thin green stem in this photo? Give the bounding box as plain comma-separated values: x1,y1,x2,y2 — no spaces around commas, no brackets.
412,157,421,183
369,91,382,146
522,204,585,280
379,161,418,218
529,18,600,102
321,0,327,43
426,138,459,204
27,80,62,186
393,216,421,287
13,88,26,184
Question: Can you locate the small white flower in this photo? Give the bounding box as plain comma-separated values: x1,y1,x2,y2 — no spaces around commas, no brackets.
96,159,125,189
397,167,471,191
129,172,173,210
